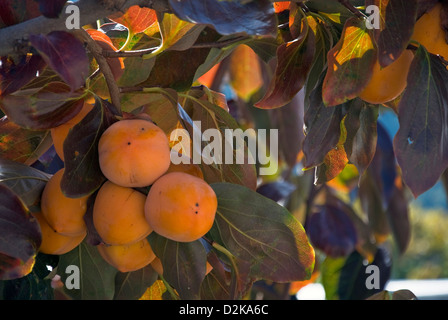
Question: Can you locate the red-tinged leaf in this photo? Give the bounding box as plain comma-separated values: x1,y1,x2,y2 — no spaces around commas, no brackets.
302,78,345,170
0,184,41,280
307,202,357,258
209,182,315,283
0,81,85,130
0,0,40,27
86,29,125,81
0,117,50,165
168,0,277,36
344,99,379,179
109,5,157,34
0,55,47,97
322,17,377,107
274,2,291,14
270,90,305,168
393,45,448,198
61,97,119,198
314,120,349,184
367,0,417,67
359,169,391,244
255,15,316,109
30,31,89,91
36,0,67,18
386,181,411,255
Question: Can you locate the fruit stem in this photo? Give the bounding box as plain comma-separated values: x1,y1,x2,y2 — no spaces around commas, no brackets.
159,274,180,300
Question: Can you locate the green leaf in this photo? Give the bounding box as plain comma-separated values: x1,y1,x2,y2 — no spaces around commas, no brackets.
113,265,158,300
181,89,258,190
208,182,315,283
147,233,207,300
58,241,118,300
322,17,377,106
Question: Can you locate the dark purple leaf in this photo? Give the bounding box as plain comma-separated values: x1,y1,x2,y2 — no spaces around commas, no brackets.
302,78,345,170
61,97,118,198
307,203,357,258
344,100,379,178
338,248,392,300
367,0,417,67
0,82,85,130
168,0,277,36
393,45,448,198
29,31,89,91
255,15,316,109
386,183,411,255
0,184,41,279
36,0,67,18
0,55,46,97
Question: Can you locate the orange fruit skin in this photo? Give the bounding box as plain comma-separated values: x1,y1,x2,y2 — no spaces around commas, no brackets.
97,238,156,273
359,50,414,104
40,168,89,236
33,211,86,255
145,172,218,243
411,3,448,60
98,119,171,188
166,152,204,179
50,103,94,162
93,181,153,245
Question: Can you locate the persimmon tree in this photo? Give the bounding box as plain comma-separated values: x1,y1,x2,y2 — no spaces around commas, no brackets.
0,0,445,300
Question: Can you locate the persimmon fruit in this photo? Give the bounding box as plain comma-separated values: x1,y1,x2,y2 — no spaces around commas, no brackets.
93,181,152,245
33,211,86,255
145,172,218,242
50,102,94,162
40,168,89,236
98,119,171,188
97,238,156,272
411,3,448,61
359,50,414,104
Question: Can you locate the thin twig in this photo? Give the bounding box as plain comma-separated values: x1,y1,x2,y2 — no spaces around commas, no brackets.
337,0,368,19
73,28,122,114
102,46,159,58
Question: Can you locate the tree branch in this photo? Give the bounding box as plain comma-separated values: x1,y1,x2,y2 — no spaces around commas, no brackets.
0,0,170,57
73,28,122,113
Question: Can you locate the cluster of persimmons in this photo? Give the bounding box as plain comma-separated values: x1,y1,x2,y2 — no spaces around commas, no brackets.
359,3,448,105
34,103,218,274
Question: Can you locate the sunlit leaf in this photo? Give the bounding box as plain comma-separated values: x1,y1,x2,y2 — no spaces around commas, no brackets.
109,5,157,34
322,17,377,106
